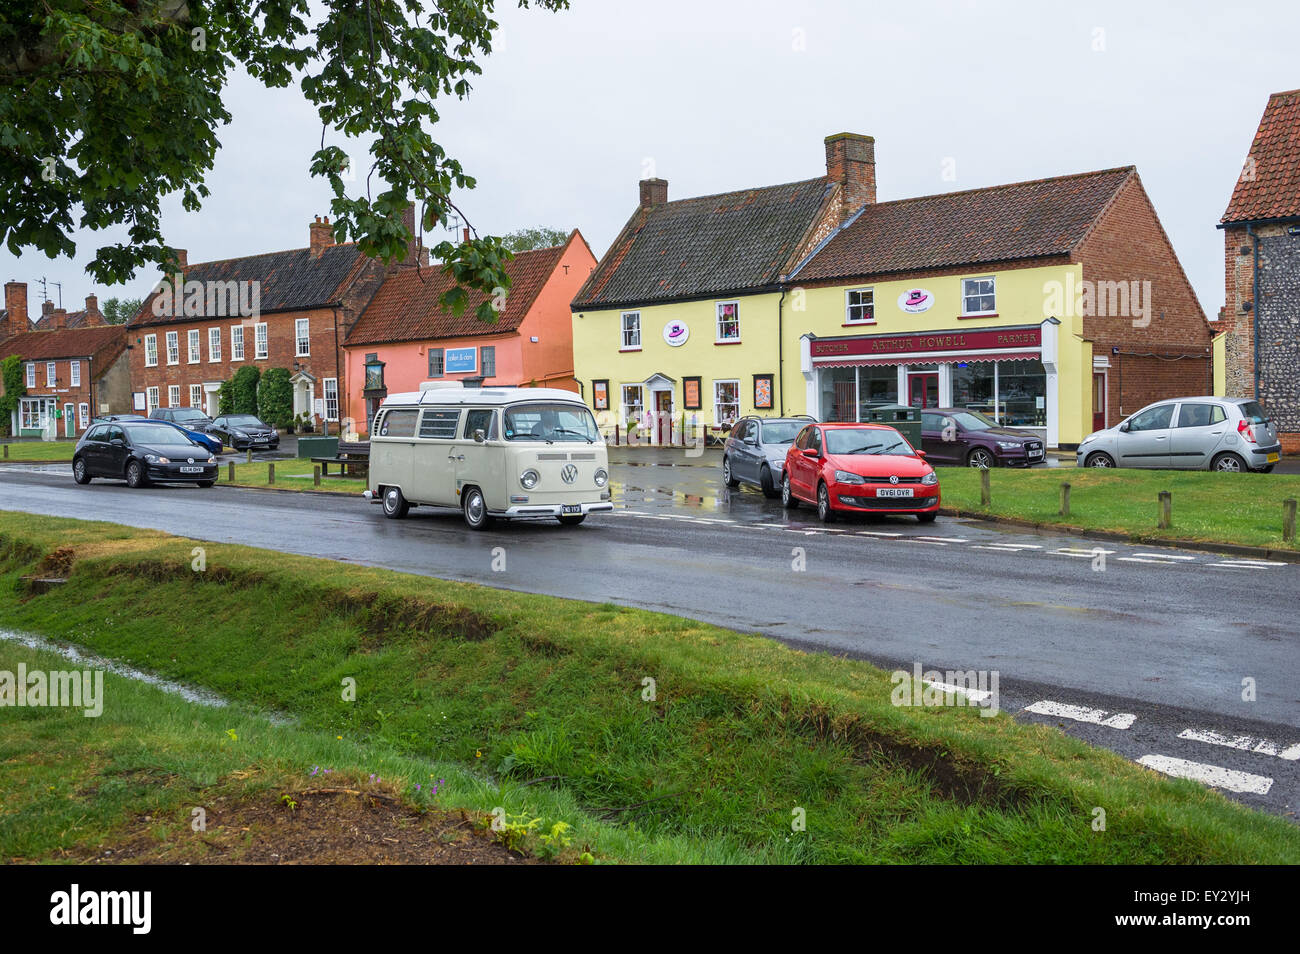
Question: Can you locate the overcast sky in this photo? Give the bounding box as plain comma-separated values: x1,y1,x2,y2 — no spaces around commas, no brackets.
4,0,1296,319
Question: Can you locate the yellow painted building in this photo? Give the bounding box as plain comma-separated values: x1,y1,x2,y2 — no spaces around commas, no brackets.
572,135,1212,450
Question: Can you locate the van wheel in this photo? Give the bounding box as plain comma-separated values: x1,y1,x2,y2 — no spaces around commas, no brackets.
558,514,586,526
73,457,91,484
382,486,409,519
462,486,492,530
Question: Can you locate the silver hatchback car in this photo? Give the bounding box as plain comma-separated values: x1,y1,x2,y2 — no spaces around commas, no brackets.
722,416,814,497
1076,397,1281,472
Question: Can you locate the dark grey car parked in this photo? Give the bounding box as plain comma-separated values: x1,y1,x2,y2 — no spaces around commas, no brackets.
722,416,814,497
73,420,218,488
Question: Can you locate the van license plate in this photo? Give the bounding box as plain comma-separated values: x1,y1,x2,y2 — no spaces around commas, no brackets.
561,504,582,515
877,487,914,498
1267,453,1280,464
180,466,203,473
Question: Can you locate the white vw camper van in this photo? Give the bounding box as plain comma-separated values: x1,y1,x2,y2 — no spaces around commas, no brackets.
366,383,614,529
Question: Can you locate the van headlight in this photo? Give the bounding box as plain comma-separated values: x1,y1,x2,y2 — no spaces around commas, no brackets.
594,468,608,487
520,469,540,489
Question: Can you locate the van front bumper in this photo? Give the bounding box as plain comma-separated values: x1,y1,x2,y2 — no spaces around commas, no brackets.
491,501,615,518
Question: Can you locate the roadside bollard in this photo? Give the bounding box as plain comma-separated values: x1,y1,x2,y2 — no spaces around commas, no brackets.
268,462,275,485
1158,491,1172,529
227,461,234,482
246,449,252,464
2,444,7,459
314,465,321,488
980,468,991,507
1284,498,1297,543
1059,482,1071,517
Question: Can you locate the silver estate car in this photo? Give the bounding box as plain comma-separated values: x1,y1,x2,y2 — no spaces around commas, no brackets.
722,416,814,497
1076,397,1281,472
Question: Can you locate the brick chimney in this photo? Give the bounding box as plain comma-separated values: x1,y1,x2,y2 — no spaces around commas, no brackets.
825,133,876,221
41,299,54,326
51,306,68,330
399,203,428,266
82,294,102,327
2,281,27,340
639,178,669,208
309,215,335,258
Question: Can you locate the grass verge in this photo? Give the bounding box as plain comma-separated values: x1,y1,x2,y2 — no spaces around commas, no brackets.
0,511,1296,864
219,456,366,494
0,440,76,462
936,465,1300,551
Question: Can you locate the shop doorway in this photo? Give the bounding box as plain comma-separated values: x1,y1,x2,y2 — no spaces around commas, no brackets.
653,389,673,443
1092,373,1107,433
907,372,939,409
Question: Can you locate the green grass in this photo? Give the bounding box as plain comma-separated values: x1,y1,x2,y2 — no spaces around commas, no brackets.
0,440,76,461
936,466,1300,550
219,456,366,494
1,511,1296,864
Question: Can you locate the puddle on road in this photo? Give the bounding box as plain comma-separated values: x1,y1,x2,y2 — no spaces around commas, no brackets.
0,628,292,724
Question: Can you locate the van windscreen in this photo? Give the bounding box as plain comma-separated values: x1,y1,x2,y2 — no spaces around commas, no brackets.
503,403,599,443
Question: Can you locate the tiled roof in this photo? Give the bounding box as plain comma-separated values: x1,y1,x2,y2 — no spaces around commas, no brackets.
0,324,127,368
793,167,1135,282
345,236,573,346
129,243,369,326
1222,89,1300,223
572,177,832,309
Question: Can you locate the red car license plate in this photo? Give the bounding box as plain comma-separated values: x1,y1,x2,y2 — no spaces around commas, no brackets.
876,487,914,498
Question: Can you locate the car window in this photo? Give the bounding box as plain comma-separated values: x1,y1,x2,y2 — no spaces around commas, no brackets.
418,408,461,439
107,426,124,443
1175,403,1225,428
921,413,941,431
808,428,822,455
378,408,419,438
794,426,810,450
502,403,600,442
463,408,496,440
737,420,754,443
1128,404,1174,431
760,420,801,445
84,425,106,443
1239,401,1269,424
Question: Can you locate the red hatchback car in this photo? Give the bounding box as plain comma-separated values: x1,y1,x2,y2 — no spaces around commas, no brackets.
782,422,941,523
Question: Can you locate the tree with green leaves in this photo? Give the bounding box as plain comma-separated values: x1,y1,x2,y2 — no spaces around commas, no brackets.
501,226,570,252
0,354,25,437
217,379,234,416
100,297,143,325
257,367,293,429
0,0,568,323
229,366,260,416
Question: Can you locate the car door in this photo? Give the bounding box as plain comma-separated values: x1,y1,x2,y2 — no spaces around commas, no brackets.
1114,403,1174,468
408,406,461,505
792,427,821,500
733,419,760,483
1169,402,1227,469
920,412,959,465
104,425,130,475
455,407,497,506
79,425,106,475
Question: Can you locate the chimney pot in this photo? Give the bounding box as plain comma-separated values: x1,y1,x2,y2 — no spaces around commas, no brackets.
639,178,669,208
824,132,876,220
3,281,28,338
463,227,470,243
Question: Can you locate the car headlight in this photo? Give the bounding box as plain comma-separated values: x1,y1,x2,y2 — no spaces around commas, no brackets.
206,456,216,464
520,469,540,489
594,468,608,487
996,441,1020,450
232,429,247,438
921,472,939,486
145,454,169,464
834,470,866,484
1079,434,1095,445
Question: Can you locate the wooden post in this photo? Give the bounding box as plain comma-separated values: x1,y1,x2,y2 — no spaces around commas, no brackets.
1158,491,1172,529
227,461,234,482
2,444,7,459
1059,482,1071,517
246,448,252,464
268,462,275,485
1284,498,1297,543
614,423,620,446
314,465,321,488
980,468,991,507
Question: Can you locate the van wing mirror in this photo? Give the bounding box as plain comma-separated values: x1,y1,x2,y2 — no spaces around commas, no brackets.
473,428,486,443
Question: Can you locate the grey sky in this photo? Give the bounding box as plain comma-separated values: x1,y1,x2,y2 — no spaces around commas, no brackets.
3,0,1295,321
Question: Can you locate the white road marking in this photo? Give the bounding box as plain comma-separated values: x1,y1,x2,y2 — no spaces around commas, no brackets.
900,538,947,546
855,530,902,537
1178,728,1300,760
915,536,965,543
1051,547,1117,557
1137,755,1274,795
971,544,1038,552
1118,556,1192,565
1206,560,1287,569
1022,700,1136,729
924,680,993,702
1133,552,1196,561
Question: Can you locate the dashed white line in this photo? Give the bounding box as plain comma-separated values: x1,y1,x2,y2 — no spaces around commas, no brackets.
1022,700,1136,729
1051,547,1117,558
1133,552,1196,561
924,679,994,703
971,544,1040,552
855,530,902,538
1137,755,1274,795
1178,728,1300,761
1206,560,1287,570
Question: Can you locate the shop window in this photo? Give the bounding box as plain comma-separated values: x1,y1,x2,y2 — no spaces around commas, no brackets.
845,288,874,324
621,384,644,423
962,277,996,315
714,379,740,425
819,366,899,422
998,359,1046,427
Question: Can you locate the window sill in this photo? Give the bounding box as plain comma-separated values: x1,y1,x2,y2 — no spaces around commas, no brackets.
619,347,642,353
957,312,999,320
842,321,877,328
714,340,743,346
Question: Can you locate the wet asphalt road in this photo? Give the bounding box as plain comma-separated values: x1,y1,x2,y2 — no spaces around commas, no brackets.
0,451,1296,818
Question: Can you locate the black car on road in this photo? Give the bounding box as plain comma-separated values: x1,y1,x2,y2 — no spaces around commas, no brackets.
74,420,218,488
207,414,279,451
919,408,1045,468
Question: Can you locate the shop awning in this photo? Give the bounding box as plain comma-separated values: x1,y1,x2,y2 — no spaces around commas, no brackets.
816,350,1041,369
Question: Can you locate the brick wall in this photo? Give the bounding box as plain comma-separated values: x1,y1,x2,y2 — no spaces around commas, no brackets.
1074,175,1213,423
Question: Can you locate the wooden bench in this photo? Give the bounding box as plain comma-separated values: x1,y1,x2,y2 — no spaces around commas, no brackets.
310,440,370,478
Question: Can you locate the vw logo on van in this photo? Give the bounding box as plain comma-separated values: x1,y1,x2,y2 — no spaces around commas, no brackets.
561,464,578,484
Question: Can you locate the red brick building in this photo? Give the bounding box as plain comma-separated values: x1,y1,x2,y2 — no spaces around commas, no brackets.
1,282,130,437
127,217,386,425
1218,89,1300,452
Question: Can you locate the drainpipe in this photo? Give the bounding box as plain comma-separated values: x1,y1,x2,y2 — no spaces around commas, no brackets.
1246,223,1261,399
777,285,787,416
332,304,342,438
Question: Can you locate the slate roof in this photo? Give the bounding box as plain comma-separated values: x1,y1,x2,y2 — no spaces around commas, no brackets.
345,234,576,346
571,177,832,309
793,167,1135,283
1222,89,1300,224
129,243,370,327
0,324,127,369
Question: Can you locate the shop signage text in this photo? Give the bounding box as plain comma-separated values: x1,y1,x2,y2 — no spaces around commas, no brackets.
811,327,1041,358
